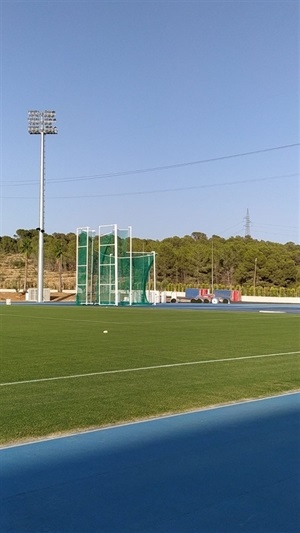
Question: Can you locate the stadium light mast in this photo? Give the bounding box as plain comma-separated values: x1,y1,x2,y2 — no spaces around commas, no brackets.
28,111,57,303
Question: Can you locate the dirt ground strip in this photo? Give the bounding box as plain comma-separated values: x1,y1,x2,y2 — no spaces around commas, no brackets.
0,292,75,302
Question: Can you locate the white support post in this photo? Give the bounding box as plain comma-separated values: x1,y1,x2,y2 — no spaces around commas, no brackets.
98,226,101,305
75,229,79,299
152,251,157,305
153,251,156,292
114,224,118,305
129,225,132,306
85,227,89,305
90,231,95,304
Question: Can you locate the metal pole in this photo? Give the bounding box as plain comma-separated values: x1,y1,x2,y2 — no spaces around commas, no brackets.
152,251,156,305
75,229,79,304
90,231,94,304
98,226,101,305
129,226,132,306
114,224,118,305
28,111,57,304
37,132,45,303
253,258,257,296
211,239,214,294
109,254,112,305
86,227,89,305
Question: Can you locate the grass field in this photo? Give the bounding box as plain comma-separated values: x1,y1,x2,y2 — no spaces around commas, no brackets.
1,305,299,445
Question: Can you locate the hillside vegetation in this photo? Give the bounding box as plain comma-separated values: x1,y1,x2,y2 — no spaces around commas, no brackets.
0,229,299,296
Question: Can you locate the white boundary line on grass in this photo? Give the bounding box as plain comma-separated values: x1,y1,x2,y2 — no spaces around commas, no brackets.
1,350,299,387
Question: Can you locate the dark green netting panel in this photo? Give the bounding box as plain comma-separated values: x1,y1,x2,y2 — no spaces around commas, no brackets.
76,229,95,305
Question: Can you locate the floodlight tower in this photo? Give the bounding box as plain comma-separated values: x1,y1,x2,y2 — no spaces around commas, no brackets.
28,111,57,302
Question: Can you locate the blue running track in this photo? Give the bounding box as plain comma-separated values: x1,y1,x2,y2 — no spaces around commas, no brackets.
1,392,299,532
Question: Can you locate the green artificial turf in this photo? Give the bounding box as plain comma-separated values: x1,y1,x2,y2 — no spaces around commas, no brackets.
0,305,299,444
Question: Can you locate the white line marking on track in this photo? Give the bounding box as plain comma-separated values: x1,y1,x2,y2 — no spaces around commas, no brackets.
1,351,299,387
259,310,286,314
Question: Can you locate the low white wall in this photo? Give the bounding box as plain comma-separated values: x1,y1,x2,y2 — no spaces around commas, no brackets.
149,291,300,304
241,296,300,304
0,289,17,293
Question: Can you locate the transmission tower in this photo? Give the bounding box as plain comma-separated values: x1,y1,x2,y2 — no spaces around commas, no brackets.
244,208,251,237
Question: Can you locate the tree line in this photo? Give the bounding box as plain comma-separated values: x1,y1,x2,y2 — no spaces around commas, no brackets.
0,229,299,293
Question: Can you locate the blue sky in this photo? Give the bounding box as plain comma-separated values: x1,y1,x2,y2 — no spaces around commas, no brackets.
1,0,299,243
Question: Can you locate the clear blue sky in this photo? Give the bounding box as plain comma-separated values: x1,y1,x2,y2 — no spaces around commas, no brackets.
1,0,299,243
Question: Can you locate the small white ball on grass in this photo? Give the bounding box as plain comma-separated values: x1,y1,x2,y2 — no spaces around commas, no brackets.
103,330,108,334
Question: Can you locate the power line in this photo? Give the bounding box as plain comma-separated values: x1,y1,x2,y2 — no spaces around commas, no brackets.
2,142,299,186
2,172,298,200
253,223,299,230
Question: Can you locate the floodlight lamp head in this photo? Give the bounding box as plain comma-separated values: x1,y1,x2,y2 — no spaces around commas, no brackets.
28,110,58,135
